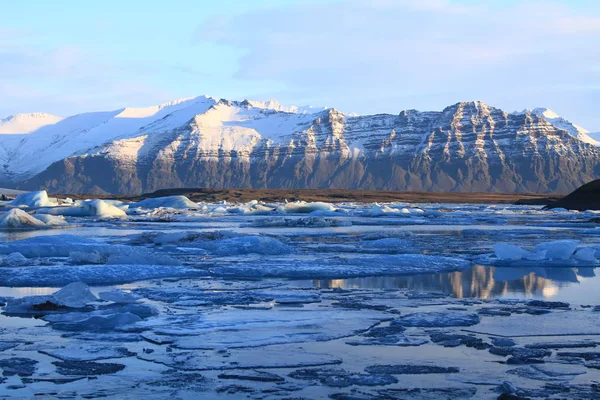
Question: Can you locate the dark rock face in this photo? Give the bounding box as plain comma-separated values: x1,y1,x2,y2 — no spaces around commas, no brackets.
19,101,600,195
545,179,600,210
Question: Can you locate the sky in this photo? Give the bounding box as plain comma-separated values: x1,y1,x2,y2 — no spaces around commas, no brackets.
1,0,599,130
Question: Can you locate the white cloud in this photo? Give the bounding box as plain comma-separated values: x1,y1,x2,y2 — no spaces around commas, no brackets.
195,0,600,129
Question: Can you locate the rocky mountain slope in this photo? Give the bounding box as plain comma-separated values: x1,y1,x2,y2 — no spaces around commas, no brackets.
2,97,600,194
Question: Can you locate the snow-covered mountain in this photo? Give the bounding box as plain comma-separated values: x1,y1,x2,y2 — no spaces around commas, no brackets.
516,108,599,145
2,97,600,194
0,112,64,135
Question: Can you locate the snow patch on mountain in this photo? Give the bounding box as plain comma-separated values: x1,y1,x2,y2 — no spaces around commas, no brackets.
0,113,64,134
517,108,599,146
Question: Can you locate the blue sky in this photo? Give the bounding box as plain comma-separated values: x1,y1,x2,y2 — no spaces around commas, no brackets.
1,0,599,130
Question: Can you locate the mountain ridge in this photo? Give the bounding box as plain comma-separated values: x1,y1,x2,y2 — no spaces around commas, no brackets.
2,97,599,195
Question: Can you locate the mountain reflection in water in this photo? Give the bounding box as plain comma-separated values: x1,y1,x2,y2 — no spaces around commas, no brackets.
313,265,598,300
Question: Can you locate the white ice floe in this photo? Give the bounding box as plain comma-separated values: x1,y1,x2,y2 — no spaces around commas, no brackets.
494,243,532,261
0,264,205,286
131,195,198,210
134,308,389,349
10,190,57,208
52,282,98,308
3,252,29,266
210,254,470,279
225,203,276,215
37,199,126,218
34,213,68,226
533,240,579,260
0,234,180,266
0,208,47,229
484,240,597,266
98,290,142,304
195,235,294,256
366,205,401,217
573,247,597,262
276,201,336,214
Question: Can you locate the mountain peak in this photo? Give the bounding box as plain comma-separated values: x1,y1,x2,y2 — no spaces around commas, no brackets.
530,107,560,120
442,100,495,115
0,112,64,134
3,112,61,121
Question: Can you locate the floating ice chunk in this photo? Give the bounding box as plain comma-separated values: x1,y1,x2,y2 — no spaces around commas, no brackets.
394,312,480,327
138,346,342,371
255,290,321,304
37,200,126,218
0,264,205,287
151,231,196,245
0,235,99,257
196,236,294,256
11,190,56,208
366,205,401,217
227,203,275,215
82,200,127,218
0,209,46,229
69,251,106,265
52,282,98,308
148,308,389,349
99,290,141,304
39,345,136,361
525,250,547,261
573,247,597,262
3,282,98,311
277,201,336,214
494,243,528,261
533,240,579,260
211,254,470,279
246,217,351,228
34,213,68,226
132,195,198,210
104,246,181,266
52,312,143,332
0,234,179,266
5,252,28,266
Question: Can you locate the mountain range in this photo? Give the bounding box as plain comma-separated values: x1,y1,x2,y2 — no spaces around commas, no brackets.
1,96,599,195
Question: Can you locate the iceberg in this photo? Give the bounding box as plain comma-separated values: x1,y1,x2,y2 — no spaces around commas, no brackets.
0,208,47,229
485,240,595,266
11,190,56,208
494,243,529,261
132,195,198,210
52,282,98,308
37,199,126,218
98,290,141,304
533,240,579,260
276,201,336,214
4,252,29,266
34,213,68,226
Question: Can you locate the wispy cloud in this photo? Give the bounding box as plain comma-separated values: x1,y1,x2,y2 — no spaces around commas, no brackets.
195,0,600,129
